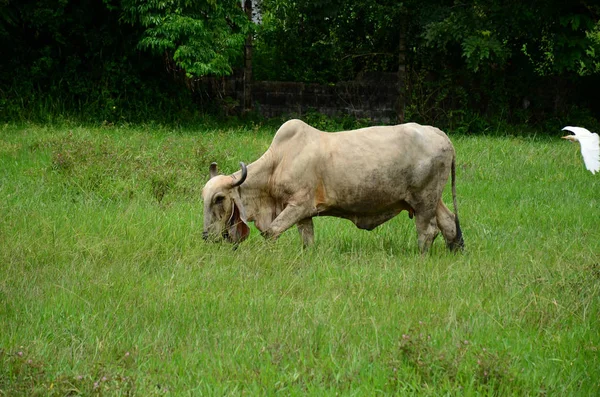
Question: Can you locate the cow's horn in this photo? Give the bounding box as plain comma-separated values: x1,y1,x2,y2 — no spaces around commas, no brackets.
209,162,219,178
231,162,247,187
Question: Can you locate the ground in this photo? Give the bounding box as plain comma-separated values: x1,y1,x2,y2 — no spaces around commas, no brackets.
0,122,598,395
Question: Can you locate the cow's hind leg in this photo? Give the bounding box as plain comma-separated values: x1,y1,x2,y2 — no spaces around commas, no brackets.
297,218,314,248
435,200,463,251
415,210,440,254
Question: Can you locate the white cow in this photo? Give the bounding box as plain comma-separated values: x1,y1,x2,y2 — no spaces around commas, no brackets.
202,119,464,253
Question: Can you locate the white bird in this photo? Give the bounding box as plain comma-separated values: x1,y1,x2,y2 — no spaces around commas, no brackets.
562,126,600,174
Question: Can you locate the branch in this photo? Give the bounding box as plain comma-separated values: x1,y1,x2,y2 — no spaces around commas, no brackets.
341,52,393,60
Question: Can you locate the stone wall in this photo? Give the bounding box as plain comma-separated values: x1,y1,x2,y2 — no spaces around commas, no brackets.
252,73,400,123
199,72,400,123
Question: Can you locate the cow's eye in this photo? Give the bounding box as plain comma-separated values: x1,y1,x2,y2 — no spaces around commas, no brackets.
214,195,225,205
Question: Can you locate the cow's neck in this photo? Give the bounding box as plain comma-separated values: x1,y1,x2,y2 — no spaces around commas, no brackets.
231,155,274,231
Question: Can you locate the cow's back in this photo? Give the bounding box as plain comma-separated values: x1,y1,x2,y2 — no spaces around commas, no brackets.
318,122,454,212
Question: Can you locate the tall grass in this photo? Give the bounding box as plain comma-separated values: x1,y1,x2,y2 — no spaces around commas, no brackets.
1,122,598,395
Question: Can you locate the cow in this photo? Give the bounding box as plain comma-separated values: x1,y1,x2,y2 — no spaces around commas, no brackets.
202,119,464,253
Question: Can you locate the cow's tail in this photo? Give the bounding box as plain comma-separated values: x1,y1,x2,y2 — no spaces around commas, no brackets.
450,155,465,251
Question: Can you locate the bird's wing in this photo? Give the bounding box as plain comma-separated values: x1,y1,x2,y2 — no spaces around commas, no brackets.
562,126,593,137
578,133,600,174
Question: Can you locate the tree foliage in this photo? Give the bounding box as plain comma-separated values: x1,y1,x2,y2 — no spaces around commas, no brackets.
421,0,600,76
254,0,406,82
255,0,600,80
121,0,251,77
0,0,249,121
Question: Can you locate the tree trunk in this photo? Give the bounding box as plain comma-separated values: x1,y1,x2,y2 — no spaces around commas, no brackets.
397,20,407,123
243,0,253,112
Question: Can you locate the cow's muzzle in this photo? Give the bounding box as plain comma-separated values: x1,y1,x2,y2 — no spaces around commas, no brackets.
202,230,231,243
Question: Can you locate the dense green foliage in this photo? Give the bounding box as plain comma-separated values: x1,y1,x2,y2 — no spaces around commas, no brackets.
122,0,250,77
0,0,249,122
1,122,599,394
0,0,599,128
255,0,405,82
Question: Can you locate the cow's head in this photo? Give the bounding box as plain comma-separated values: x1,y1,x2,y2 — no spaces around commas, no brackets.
202,162,250,243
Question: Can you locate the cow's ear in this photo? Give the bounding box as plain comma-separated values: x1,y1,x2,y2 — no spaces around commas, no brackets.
209,162,219,179
227,199,250,243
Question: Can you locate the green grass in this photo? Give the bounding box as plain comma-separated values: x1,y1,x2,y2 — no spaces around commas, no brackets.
1,121,599,395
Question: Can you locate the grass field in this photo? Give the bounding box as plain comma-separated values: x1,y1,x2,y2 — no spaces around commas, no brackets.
1,121,599,395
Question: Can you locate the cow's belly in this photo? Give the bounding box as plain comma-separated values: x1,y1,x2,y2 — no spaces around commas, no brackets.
318,200,413,231
319,184,412,212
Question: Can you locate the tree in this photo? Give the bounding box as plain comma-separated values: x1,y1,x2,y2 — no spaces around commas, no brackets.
254,0,407,82
418,0,600,121
0,0,253,120
121,0,252,77
422,0,600,76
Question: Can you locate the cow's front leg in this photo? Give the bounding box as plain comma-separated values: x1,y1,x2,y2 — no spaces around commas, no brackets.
297,218,314,248
263,203,311,241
